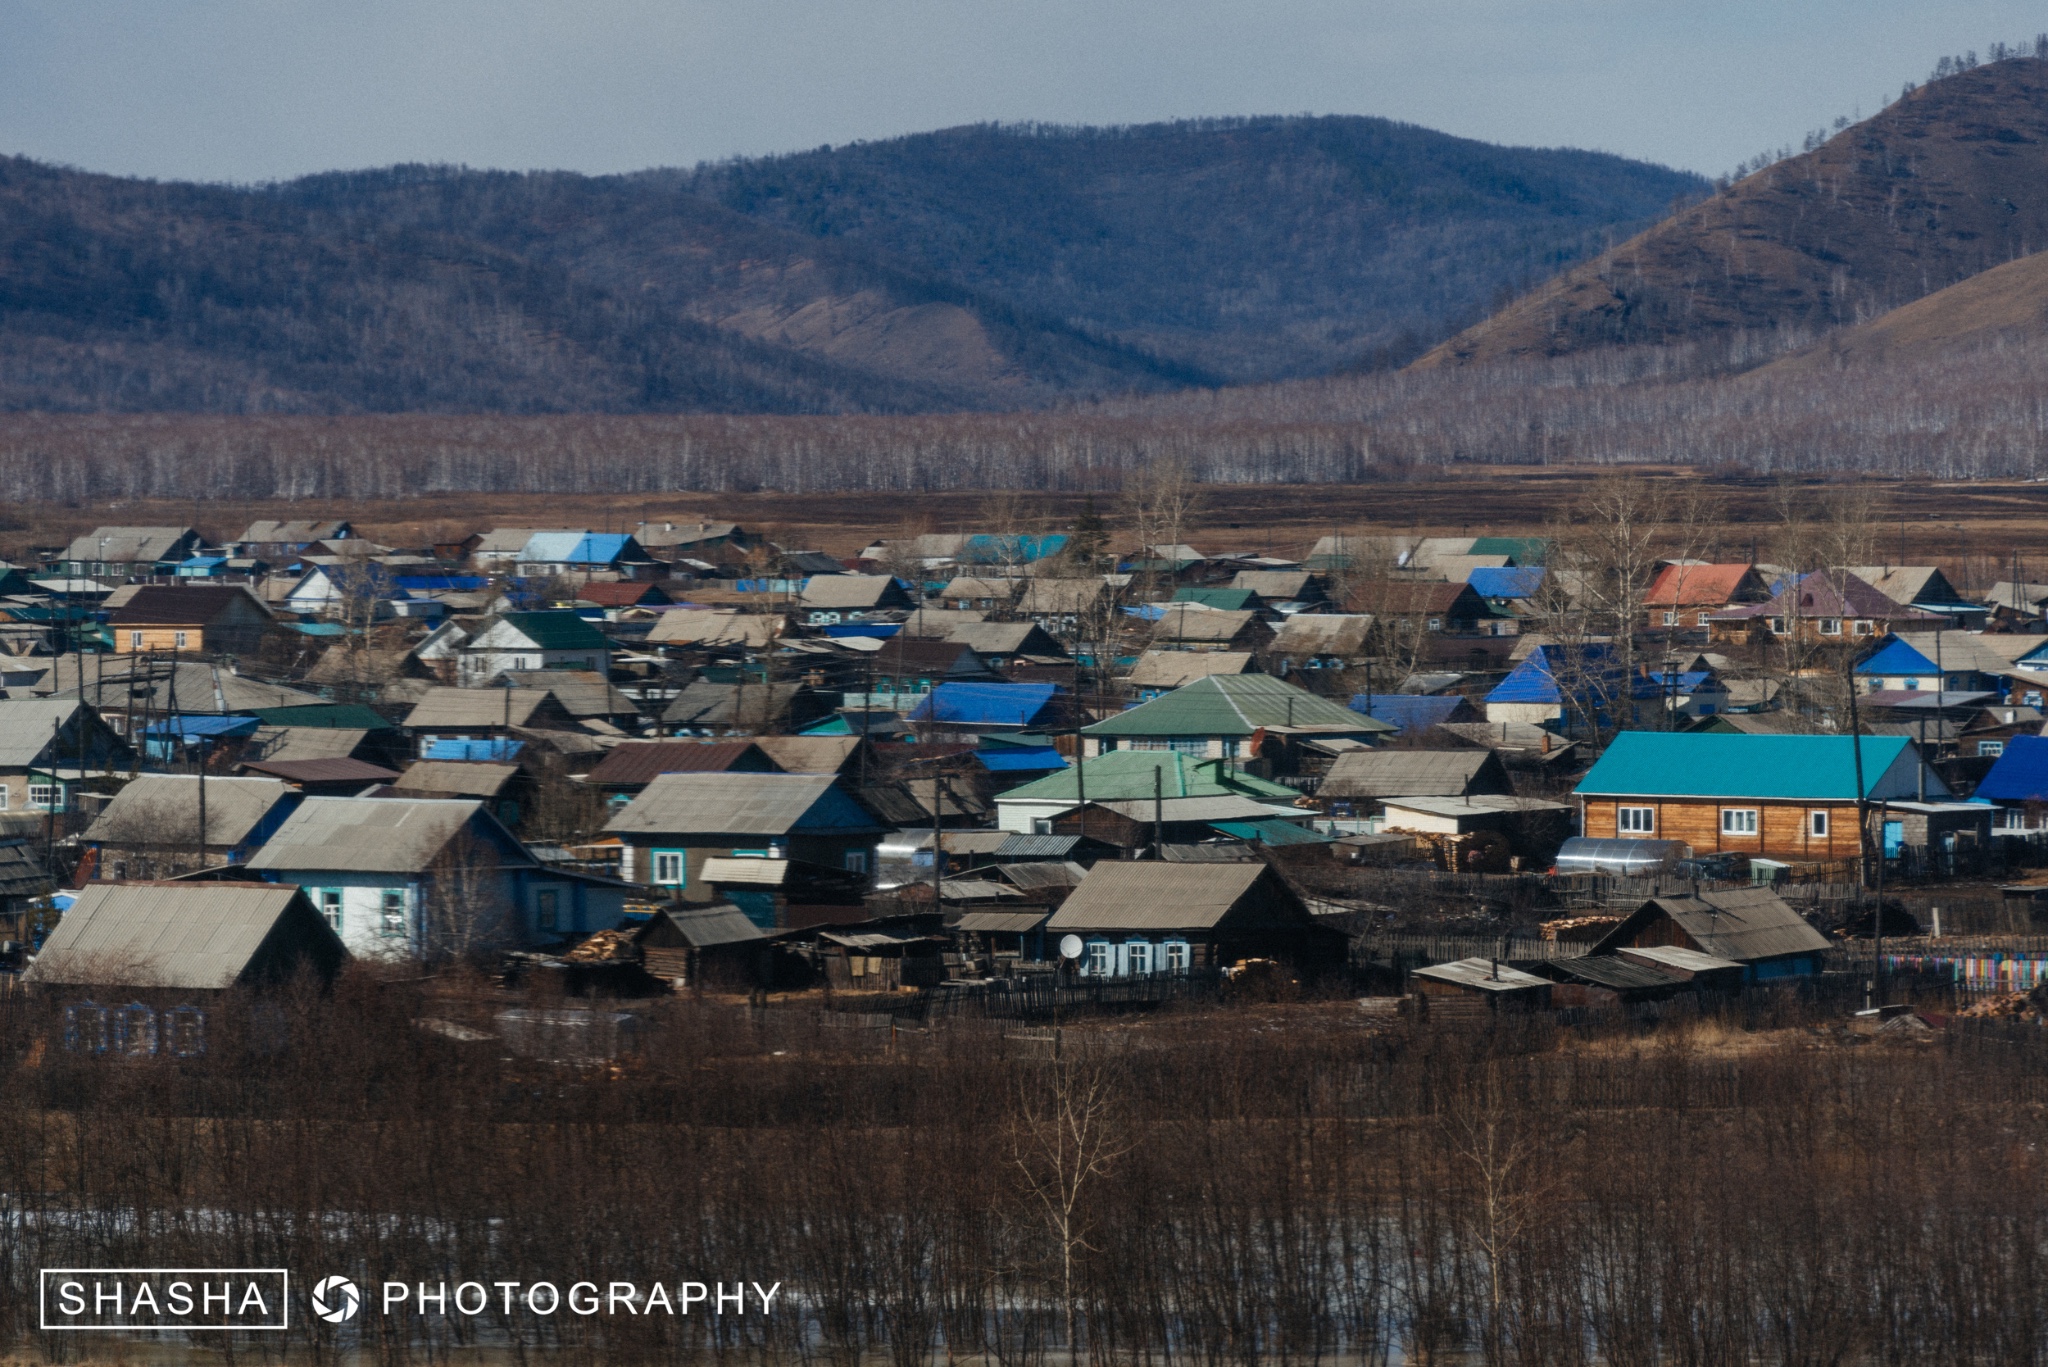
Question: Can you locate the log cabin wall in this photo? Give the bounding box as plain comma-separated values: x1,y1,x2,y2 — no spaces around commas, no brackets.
1582,797,1863,859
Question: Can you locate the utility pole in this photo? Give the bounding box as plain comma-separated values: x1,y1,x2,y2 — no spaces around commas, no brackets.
1845,673,1874,1007
929,772,948,909
196,734,209,874
1152,765,1164,861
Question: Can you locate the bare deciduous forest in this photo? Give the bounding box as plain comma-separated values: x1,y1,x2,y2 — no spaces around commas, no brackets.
3,976,2046,1365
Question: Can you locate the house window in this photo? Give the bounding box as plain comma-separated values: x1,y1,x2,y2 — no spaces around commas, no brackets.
379,891,407,937
1617,806,1656,835
1818,618,1842,636
173,631,189,649
0,784,7,810
652,850,685,885
1980,740,2006,757
536,889,559,932
1661,611,1677,626
1810,810,1830,838
1125,941,1152,976
1721,809,1759,836
319,890,342,931
1767,618,1786,634
1696,612,1713,627
1163,940,1190,973
28,782,63,811
843,850,870,874
129,631,144,649
1032,819,1054,835
1852,620,1874,636
1085,940,1111,976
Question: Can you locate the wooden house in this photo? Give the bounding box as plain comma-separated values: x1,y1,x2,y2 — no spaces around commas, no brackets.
1045,861,1343,978
633,902,770,988
24,882,346,990
1586,887,1832,981
1409,957,1551,1014
604,772,883,902
1575,731,1946,860
1643,563,1771,631
106,585,274,656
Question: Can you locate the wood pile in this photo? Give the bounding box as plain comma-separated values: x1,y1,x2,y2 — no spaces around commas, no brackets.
567,929,640,963
1540,915,1622,943
1957,991,2041,1020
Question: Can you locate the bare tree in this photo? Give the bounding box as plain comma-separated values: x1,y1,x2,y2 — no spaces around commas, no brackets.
422,828,517,965
1009,1050,1133,1360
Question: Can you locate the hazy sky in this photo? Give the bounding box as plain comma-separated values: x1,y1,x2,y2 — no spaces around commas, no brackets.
6,1,2045,184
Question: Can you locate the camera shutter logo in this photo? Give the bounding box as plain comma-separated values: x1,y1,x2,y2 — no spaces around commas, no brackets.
312,1276,360,1323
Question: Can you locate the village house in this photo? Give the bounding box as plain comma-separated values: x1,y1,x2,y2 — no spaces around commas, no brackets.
1844,565,1981,625
105,585,274,656
55,527,205,580
1082,674,1388,762
1707,571,1943,644
907,682,1069,733
1268,614,1373,676
0,699,129,813
1348,580,1490,637
1575,732,1947,860
580,740,782,799
84,775,302,880
512,531,660,581
1016,578,1111,636
24,882,347,991
473,528,581,570
937,576,1024,612
1125,650,1257,700
1586,887,1832,981
1150,605,1275,653
1643,563,1772,631
798,575,914,624
694,856,874,930
1316,749,1515,816
604,772,885,899
235,520,353,560
1046,861,1342,978
994,749,1302,833
454,611,612,684
239,756,403,795
402,688,580,754
248,796,623,957
662,680,834,736
633,902,771,988
389,760,530,827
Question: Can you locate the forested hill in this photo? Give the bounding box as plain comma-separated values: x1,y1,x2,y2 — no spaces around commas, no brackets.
0,118,1703,415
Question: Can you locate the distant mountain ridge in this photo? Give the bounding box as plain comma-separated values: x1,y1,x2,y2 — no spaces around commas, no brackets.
0,117,1702,414
1417,59,2048,369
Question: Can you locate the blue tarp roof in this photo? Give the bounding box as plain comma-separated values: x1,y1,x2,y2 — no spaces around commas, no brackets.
1467,566,1546,599
1975,735,2048,802
142,715,261,740
423,737,525,761
825,623,902,639
1123,604,1169,621
1855,637,1940,675
1485,644,1621,705
978,746,1069,773
908,682,1063,726
285,622,348,636
1351,694,1467,732
395,575,487,591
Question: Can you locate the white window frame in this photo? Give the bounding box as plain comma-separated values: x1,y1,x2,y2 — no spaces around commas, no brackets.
843,850,870,874
1810,810,1830,837
1980,740,2005,757
1696,612,1713,627
1085,940,1111,976
1125,941,1152,976
1721,808,1759,836
1851,620,1874,636
28,782,63,812
1660,611,1677,626
1818,618,1842,637
1767,617,1786,635
652,850,685,885
129,631,145,649
318,889,342,932
1163,940,1190,973
1617,805,1656,835
379,890,407,938
173,630,190,649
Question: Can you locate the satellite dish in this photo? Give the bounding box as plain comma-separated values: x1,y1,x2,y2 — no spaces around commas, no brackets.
1059,934,1084,961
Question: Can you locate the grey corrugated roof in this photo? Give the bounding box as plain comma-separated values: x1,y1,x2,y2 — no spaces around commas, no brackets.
661,680,801,727
61,526,195,564
1617,888,1831,964
698,856,790,886
992,833,1083,859
1543,956,1678,992
1153,607,1260,643
1092,795,1294,823
0,698,81,767
248,727,371,763
954,909,1049,933
1318,750,1497,799
492,671,641,718
1617,945,1743,974
1412,958,1549,992
605,773,848,837
1125,650,1255,688
942,878,1021,901
33,658,323,713
247,797,520,874
1046,861,1271,932
995,861,1089,890
749,735,862,774
648,903,766,948
87,776,292,849
26,882,326,989
391,761,520,798
403,688,554,730
799,575,899,608
0,840,51,899
1270,614,1373,654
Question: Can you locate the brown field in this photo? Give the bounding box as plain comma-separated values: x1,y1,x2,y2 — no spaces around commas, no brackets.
15,467,2048,582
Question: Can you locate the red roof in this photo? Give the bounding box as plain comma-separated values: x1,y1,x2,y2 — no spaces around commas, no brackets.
583,739,778,787
576,582,671,608
240,757,402,785
1645,564,1760,608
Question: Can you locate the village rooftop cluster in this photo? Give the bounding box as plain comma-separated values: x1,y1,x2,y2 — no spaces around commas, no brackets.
4,512,2048,1018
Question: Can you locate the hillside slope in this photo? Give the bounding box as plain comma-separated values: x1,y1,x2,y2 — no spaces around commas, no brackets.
0,119,1701,414
1758,248,2048,374
1416,59,2048,369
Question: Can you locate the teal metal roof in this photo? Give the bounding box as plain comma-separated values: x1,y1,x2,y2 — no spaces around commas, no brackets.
1084,674,1389,737
1211,819,1333,846
1577,732,1912,801
1001,750,1298,803
502,611,609,651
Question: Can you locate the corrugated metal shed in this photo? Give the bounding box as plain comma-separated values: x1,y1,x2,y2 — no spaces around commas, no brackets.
1593,888,1831,965
1411,958,1549,992
1318,749,1503,800
993,833,1084,860
644,903,768,948
247,797,518,874
26,881,343,989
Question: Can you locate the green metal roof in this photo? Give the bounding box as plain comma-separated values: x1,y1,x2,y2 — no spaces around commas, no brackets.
1084,674,1391,738
249,703,395,730
1000,750,1298,803
1468,536,1550,566
1172,587,1259,611
1576,732,1913,801
502,611,609,651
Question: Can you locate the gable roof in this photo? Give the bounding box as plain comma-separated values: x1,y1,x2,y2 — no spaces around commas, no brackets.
749,735,866,775
1318,749,1508,800
661,680,806,728
105,584,270,626
1843,566,1964,606
487,611,609,652
1592,888,1830,964
1973,735,2048,802
247,797,525,874
1000,749,1298,803
604,772,879,836
1645,563,1764,608
944,620,1066,656
1017,579,1107,614
1153,606,1265,644
644,610,784,648
1229,570,1319,599
1467,566,1546,600
640,902,767,949
1046,861,1307,932
1855,636,1940,676
517,532,643,565
1578,732,1941,801
489,671,640,719
907,682,1063,726
86,775,294,849
1126,650,1256,689
1086,674,1388,738
239,520,347,544
1270,614,1374,657
573,581,671,608
1485,643,1622,705
799,575,904,609
391,761,522,799
24,882,344,989
239,757,401,786
1350,693,1477,732
61,527,197,564
584,740,778,787
403,687,558,730
0,698,87,767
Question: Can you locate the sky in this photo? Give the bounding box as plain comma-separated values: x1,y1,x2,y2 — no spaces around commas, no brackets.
5,1,2046,184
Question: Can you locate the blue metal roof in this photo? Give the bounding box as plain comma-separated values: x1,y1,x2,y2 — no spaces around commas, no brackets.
978,746,1069,773
909,682,1063,726
1485,644,1620,705
825,623,902,639
1578,732,1913,800
1351,694,1466,732
1467,566,1546,599
1855,637,1939,675
520,532,634,564
423,737,525,761
1975,735,2048,802
395,575,487,591
142,715,262,740
961,534,1068,564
